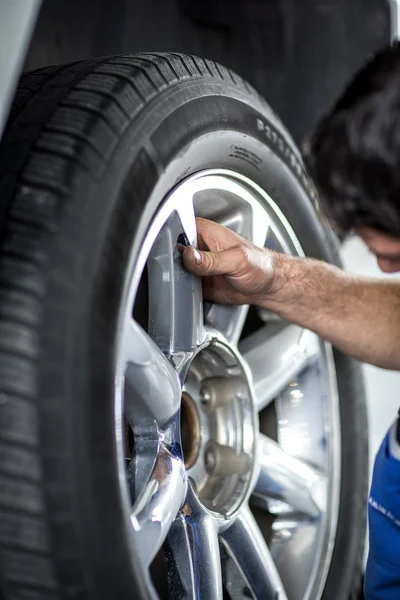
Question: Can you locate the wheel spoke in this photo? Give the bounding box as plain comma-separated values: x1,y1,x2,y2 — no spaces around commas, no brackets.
252,434,327,518
147,197,205,361
271,517,319,600
165,504,223,599
122,319,181,428
205,303,249,347
240,324,320,411
221,506,287,600
264,222,293,255
131,445,187,568
269,520,321,600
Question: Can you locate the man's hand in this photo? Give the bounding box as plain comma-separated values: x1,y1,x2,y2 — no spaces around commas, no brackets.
181,218,276,305
181,217,400,370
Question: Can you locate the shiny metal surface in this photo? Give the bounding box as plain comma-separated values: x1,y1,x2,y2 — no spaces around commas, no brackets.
114,170,341,599
222,506,288,600
166,493,224,599
389,0,400,40
181,335,256,515
147,203,204,357
241,325,321,412
253,434,327,518
123,319,181,427
131,445,187,567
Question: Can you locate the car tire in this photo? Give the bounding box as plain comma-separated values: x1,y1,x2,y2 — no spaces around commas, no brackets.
0,53,367,600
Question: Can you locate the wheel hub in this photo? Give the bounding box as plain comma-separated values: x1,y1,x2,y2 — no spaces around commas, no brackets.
182,336,257,516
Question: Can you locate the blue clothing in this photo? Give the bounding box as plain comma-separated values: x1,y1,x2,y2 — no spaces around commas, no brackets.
365,425,400,599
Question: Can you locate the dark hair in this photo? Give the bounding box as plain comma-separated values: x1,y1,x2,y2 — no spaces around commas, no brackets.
304,42,400,237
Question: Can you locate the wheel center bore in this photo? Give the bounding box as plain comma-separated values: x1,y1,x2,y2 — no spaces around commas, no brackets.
180,392,201,470
181,335,257,517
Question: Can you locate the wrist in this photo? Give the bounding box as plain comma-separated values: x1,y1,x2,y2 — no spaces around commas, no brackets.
257,251,297,310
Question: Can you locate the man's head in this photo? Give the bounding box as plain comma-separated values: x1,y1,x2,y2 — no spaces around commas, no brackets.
356,226,400,272
305,42,400,271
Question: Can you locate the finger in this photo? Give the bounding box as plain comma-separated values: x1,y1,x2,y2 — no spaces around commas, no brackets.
196,230,208,252
195,217,243,251
182,245,246,277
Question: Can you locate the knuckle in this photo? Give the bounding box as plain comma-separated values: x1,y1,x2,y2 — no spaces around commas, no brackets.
203,252,216,274
231,245,249,274
240,245,251,262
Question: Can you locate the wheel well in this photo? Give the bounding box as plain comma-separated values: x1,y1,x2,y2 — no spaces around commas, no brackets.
24,0,390,141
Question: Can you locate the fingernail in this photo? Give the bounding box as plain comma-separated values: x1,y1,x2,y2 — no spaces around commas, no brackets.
193,248,202,264
176,243,185,255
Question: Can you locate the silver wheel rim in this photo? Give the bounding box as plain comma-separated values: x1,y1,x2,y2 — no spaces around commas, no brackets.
115,169,341,600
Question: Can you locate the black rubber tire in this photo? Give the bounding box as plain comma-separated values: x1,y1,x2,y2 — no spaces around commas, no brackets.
6,64,70,127
0,53,367,600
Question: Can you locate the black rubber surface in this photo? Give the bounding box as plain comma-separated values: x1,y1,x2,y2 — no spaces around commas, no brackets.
0,53,368,600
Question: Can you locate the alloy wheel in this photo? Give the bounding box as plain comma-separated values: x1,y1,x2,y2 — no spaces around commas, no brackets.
115,170,341,600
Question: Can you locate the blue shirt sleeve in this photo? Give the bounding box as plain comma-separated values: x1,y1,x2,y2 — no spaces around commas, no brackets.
365,423,400,599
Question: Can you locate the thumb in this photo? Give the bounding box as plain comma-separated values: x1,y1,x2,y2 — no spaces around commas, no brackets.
182,245,245,277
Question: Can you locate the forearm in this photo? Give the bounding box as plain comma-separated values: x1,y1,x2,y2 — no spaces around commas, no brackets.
263,253,400,369
182,219,400,368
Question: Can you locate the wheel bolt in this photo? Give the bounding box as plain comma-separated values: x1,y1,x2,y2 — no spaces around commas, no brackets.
200,386,212,405
204,440,251,476
204,447,216,471
200,376,244,411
